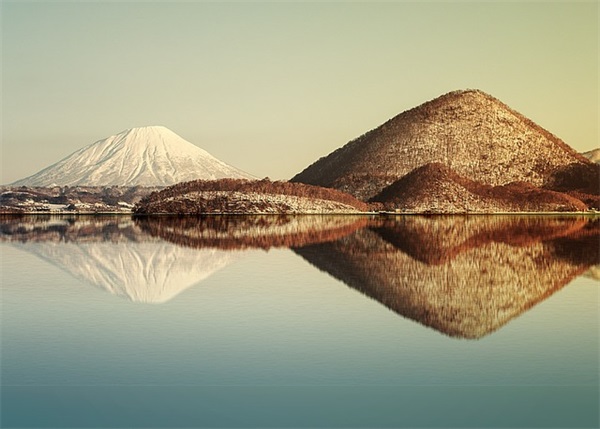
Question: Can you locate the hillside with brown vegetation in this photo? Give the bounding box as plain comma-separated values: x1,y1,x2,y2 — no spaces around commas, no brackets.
134,178,369,214
294,216,599,339
292,89,598,202
371,163,589,213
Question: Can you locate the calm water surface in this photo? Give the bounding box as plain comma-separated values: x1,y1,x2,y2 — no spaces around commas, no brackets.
1,215,598,428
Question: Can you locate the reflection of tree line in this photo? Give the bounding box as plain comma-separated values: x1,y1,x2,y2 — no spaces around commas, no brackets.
294,216,599,339
2,214,598,338
370,216,599,265
135,215,369,250
0,215,147,244
6,215,597,260
1,214,370,248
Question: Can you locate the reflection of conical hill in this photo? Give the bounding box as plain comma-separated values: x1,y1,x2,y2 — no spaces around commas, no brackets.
135,215,368,250
294,216,599,339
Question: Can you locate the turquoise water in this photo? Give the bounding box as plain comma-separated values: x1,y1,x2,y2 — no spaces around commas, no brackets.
1,215,598,428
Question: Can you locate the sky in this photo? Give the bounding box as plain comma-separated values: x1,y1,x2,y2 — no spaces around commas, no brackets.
1,0,597,184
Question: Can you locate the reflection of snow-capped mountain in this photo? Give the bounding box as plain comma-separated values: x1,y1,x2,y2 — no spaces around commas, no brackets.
11,126,254,187
0,216,242,303
583,265,600,281
12,241,239,304
0,215,366,303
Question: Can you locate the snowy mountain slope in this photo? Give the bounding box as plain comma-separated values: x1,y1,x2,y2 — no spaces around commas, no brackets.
12,126,255,187
582,148,600,164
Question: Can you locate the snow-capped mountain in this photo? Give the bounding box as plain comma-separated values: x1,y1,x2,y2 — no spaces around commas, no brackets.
12,126,255,187
582,148,600,164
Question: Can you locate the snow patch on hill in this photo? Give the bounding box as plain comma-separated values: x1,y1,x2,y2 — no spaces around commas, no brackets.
582,149,600,164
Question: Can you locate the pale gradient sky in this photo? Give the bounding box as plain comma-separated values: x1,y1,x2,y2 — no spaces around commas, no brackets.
1,1,597,184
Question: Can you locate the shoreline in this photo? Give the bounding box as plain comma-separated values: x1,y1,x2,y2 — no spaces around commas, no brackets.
1,211,598,217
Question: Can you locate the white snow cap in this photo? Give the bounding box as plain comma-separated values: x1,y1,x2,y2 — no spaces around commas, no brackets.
12,125,255,187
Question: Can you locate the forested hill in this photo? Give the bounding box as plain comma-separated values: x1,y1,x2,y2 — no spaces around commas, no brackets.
134,179,370,214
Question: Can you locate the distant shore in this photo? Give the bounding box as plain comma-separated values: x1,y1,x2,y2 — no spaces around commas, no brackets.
2,210,598,216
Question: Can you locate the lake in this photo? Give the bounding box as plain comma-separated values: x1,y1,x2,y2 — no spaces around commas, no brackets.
1,214,598,428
